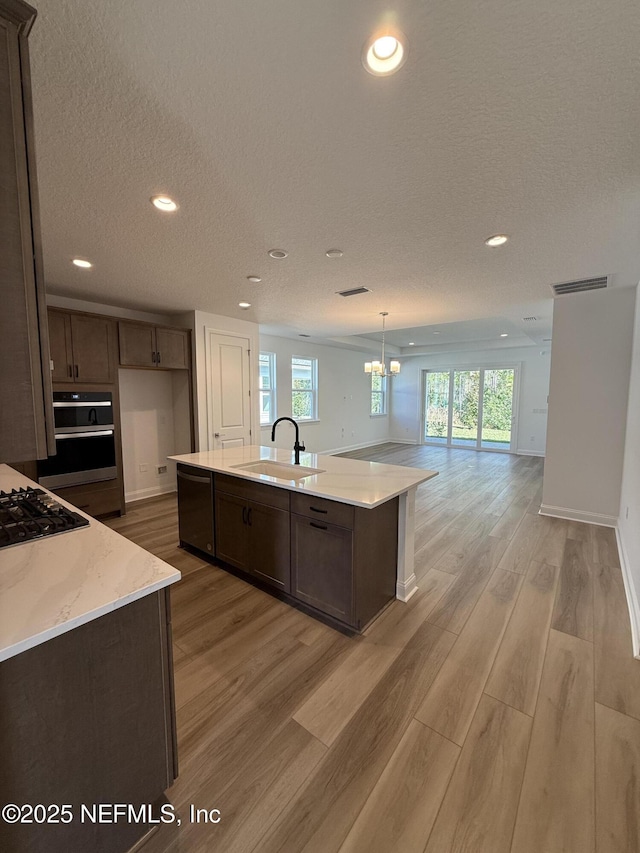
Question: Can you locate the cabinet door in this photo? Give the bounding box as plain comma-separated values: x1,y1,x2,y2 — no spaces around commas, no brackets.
0,9,53,462
48,310,73,381
291,514,353,624
248,501,290,592
156,327,189,370
70,314,115,382
215,491,248,570
118,321,156,367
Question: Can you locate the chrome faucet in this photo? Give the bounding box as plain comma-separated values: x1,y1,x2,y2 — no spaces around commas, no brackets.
271,417,305,464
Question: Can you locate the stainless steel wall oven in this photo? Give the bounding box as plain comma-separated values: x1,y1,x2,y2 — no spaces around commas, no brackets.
37,391,117,488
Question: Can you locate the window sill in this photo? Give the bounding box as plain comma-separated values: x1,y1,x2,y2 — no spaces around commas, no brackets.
261,419,321,427
370,413,388,419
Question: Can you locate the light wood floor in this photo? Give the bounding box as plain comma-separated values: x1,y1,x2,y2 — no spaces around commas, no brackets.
106,443,640,853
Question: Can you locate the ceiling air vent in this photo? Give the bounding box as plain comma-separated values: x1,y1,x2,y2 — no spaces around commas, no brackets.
551,275,608,296
522,316,538,322
336,287,371,297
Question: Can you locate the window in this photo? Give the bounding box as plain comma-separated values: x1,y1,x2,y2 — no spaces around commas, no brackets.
291,356,318,420
371,372,387,415
259,352,276,424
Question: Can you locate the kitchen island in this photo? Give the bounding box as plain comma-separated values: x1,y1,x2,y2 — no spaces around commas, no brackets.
0,465,181,853
170,446,437,630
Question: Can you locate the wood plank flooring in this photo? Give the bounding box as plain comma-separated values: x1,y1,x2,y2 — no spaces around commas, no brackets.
105,442,640,853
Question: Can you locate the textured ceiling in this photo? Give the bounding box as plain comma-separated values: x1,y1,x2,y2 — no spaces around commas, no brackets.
29,0,640,341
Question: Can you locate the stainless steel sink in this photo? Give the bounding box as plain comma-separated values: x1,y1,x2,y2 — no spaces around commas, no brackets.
231,460,325,480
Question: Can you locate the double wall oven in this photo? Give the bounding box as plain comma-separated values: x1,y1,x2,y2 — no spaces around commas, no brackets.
37,391,117,489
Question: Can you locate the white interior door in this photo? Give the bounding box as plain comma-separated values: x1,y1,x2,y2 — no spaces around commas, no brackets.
206,331,252,450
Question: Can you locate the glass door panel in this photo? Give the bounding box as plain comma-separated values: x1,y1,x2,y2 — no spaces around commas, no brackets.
451,370,480,447
424,372,450,444
481,369,515,449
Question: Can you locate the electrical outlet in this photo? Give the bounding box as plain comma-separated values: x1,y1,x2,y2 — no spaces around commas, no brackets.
139,464,148,473
157,465,167,475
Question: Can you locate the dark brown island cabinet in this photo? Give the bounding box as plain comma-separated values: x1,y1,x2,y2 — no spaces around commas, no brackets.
179,466,399,632
0,590,177,853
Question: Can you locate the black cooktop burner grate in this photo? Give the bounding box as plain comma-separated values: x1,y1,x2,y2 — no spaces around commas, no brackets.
0,487,90,550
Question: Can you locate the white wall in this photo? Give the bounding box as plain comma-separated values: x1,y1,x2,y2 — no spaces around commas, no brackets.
389,346,551,454
259,335,391,454
618,286,640,656
178,310,260,451
542,286,636,525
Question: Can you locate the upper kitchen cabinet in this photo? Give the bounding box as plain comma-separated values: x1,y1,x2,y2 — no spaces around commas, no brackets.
0,0,55,462
119,321,190,370
48,309,117,384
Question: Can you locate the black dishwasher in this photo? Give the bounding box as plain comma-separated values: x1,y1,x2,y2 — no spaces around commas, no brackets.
177,464,215,556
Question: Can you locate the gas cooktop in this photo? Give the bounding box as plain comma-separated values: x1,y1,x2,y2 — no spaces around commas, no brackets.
0,488,90,550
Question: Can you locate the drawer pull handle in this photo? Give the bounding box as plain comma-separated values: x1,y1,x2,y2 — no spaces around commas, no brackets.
309,506,328,514
310,521,328,530
242,506,248,524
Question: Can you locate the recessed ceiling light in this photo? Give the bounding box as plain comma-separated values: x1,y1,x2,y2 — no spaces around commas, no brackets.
325,249,343,259
151,195,178,212
247,276,262,283
500,333,509,337
363,31,407,76
485,234,509,247
238,302,251,309
268,249,288,259
72,258,93,268
408,342,415,346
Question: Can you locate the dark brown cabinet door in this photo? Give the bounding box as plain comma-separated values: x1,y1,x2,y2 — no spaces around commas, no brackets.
0,4,54,462
291,514,354,624
118,321,156,367
215,491,248,570
248,501,290,592
156,327,189,369
48,310,73,381
70,314,115,383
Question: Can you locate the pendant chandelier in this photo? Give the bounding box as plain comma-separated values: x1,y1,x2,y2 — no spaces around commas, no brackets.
364,312,401,377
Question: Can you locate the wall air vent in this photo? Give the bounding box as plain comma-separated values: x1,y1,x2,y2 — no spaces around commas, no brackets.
522,316,538,322
551,275,608,296
336,287,371,297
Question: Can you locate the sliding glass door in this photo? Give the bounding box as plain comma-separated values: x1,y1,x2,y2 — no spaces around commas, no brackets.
423,367,517,452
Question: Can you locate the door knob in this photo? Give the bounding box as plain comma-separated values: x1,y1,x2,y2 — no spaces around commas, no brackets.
214,433,226,438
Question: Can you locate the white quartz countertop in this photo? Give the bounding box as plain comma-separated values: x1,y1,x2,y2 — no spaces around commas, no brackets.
0,465,181,662
169,446,438,508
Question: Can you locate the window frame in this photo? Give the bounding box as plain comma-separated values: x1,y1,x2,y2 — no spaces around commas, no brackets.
291,355,318,421
259,351,276,426
370,372,388,416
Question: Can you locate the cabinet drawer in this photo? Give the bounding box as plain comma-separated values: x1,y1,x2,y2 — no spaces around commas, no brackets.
290,492,354,529
215,473,290,510
53,482,122,518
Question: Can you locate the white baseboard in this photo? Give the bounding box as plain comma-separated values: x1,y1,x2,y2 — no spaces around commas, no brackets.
616,526,640,660
125,484,176,503
323,439,391,455
539,503,618,527
388,438,419,445
516,449,546,457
